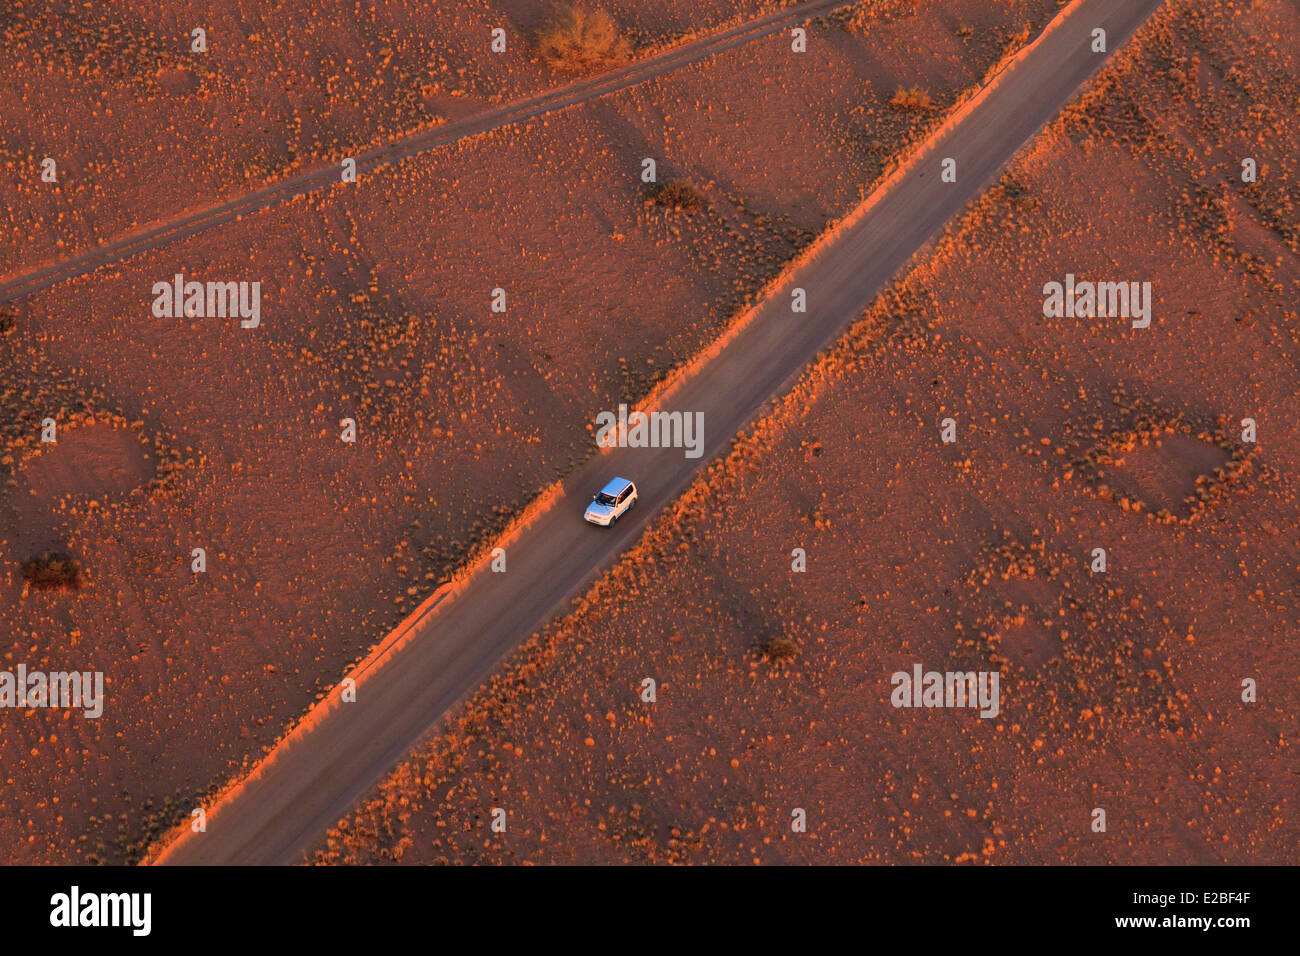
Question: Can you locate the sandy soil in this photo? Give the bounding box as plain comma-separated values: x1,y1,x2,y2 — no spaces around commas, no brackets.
0,0,1058,862
316,0,1299,864
1,0,812,274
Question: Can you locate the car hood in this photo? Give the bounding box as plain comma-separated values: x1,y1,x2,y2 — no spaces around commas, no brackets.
586,502,615,519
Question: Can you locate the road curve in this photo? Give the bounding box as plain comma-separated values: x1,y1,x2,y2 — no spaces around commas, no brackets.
0,0,853,304
155,0,1164,865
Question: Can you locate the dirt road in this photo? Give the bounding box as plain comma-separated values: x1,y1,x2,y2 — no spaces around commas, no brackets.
154,0,1165,865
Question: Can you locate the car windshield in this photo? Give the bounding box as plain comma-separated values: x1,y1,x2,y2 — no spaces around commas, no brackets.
596,492,619,505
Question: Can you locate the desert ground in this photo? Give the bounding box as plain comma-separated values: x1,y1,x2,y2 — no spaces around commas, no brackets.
314,0,1299,864
0,0,1064,862
1,0,824,273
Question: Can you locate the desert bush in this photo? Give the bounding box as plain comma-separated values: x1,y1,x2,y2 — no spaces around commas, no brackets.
831,0,913,37
646,179,706,213
0,304,15,335
890,85,934,111
754,635,798,662
537,4,630,72
21,552,82,590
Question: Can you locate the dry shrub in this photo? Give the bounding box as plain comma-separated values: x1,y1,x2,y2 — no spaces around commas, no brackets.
755,636,797,662
646,179,706,212
0,304,15,335
890,85,934,111
833,0,912,35
537,4,630,72
21,552,82,591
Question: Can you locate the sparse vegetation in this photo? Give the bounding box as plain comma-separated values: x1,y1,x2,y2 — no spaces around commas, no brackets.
645,179,707,213
890,85,934,111
1000,176,1038,211
311,0,1299,871
826,0,912,36
536,4,630,73
21,552,82,591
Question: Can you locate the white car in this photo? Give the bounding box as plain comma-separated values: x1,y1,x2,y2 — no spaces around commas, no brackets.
584,477,637,526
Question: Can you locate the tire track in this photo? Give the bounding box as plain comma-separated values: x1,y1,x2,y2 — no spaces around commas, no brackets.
0,0,852,304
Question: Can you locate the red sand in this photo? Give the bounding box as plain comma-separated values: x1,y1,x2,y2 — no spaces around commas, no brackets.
316,0,1298,865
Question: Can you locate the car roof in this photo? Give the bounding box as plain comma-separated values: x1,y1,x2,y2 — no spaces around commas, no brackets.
600,477,633,495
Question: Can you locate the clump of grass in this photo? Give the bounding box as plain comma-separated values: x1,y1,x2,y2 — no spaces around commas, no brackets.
1000,177,1037,211
537,4,630,72
890,85,934,111
754,635,797,662
645,179,706,213
21,552,82,591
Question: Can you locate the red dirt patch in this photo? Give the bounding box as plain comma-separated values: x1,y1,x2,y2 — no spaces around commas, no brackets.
3,421,154,556
991,613,1063,670
1100,432,1230,515
15,422,154,500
